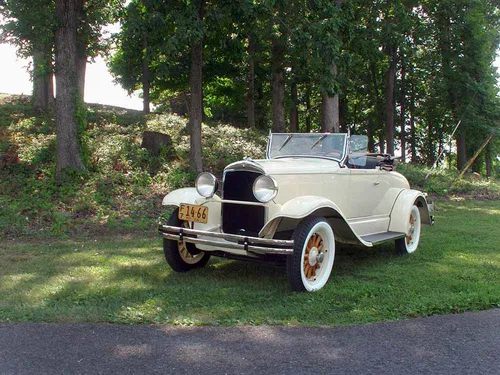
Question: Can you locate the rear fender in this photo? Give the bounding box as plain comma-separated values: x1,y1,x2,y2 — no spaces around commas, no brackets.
389,190,432,234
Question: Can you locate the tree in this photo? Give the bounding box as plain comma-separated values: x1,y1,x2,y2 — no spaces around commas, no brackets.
270,24,286,133
2,0,121,111
317,0,347,133
189,0,204,173
428,0,500,171
54,0,86,174
109,0,165,113
1,0,55,110
107,0,500,175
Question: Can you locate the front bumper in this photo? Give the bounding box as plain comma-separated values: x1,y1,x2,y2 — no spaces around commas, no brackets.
158,224,294,255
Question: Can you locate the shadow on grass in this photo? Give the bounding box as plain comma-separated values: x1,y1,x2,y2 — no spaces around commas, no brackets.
0,235,435,326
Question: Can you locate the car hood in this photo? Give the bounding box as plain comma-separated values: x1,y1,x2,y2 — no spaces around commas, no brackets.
224,157,341,175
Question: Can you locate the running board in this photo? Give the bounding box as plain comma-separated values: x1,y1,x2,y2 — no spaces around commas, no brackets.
360,231,405,245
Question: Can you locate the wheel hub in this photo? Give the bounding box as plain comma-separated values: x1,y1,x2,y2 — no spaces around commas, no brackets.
308,247,324,267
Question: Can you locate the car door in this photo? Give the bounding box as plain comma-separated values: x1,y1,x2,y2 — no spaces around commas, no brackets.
347,168,392,235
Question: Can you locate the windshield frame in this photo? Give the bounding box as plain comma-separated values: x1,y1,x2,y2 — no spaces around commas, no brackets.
266,133,349,163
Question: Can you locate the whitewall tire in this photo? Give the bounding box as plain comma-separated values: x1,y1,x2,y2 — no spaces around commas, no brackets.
287,216,335,292
395,204,421,254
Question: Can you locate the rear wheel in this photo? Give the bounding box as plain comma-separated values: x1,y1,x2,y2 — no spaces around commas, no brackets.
395,205,421,254
163,208,211,272
287,216,335,292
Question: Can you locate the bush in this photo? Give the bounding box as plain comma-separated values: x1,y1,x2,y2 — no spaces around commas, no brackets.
398,163,500,198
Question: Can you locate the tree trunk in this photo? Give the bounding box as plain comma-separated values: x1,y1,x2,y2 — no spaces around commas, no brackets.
75,0,86,100
321,93,339,132
427,119,435,167
367,120,375,152
321,63,339,133
255,79,264,129
76,47,86,100
188,0,205,174
370,61,384,151
400,58,406,162
378,133,385,154
437,137,443,168
305,84,311,133
456,129,467,171
339,96,348,132
142,32,150,114
247,36,255,128
385,49,397,155
437,7,463,170
32,45,55,111
485,142,492,177
271,36,286,133
54,0,85,174
409,70,417,163
290,80,298,132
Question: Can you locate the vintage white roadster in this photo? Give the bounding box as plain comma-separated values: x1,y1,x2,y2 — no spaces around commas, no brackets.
158,133,434,292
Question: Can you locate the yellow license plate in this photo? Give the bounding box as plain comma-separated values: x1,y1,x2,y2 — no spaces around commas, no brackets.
178,203,209,224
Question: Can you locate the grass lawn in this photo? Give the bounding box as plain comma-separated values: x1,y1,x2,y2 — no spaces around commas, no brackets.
1,199,499,326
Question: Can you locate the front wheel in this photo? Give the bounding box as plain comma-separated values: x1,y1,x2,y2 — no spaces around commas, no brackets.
395,205,421,254
163,208,211,272
287,216,335,292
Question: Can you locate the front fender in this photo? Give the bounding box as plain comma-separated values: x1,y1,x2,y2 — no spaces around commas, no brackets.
260,196,344,238
162,188,203,206
259,196,369,245
275,195,344,219
161,188,222,234
389,190,432,234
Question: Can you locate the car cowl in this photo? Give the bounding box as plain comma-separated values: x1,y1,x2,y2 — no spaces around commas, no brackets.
224,157,341,176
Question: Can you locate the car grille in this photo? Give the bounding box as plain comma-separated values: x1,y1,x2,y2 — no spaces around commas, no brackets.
222,171,265,236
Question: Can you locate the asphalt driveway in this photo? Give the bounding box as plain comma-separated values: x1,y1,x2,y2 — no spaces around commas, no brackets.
1,309,499,374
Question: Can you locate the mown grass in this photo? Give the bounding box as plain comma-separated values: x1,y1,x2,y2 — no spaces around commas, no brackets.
1,200,499,326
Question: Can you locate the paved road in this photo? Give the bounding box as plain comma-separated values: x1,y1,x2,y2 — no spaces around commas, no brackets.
1,309,499,375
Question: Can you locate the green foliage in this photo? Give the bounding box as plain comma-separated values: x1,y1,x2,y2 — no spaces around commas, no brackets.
398,163,500,198
0,0,54,58
202,124,267,172
75,95,91,169
0,95,267,239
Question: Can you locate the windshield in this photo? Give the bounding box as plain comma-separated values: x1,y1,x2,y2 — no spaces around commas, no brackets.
267,133,348,161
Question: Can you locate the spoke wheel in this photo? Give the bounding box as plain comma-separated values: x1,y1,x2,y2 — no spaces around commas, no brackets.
287,216,335,292
396,205,421,254
163,208,211,272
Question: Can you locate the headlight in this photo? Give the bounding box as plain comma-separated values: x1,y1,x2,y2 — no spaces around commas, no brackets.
196,172,218,198
253,175,278,203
